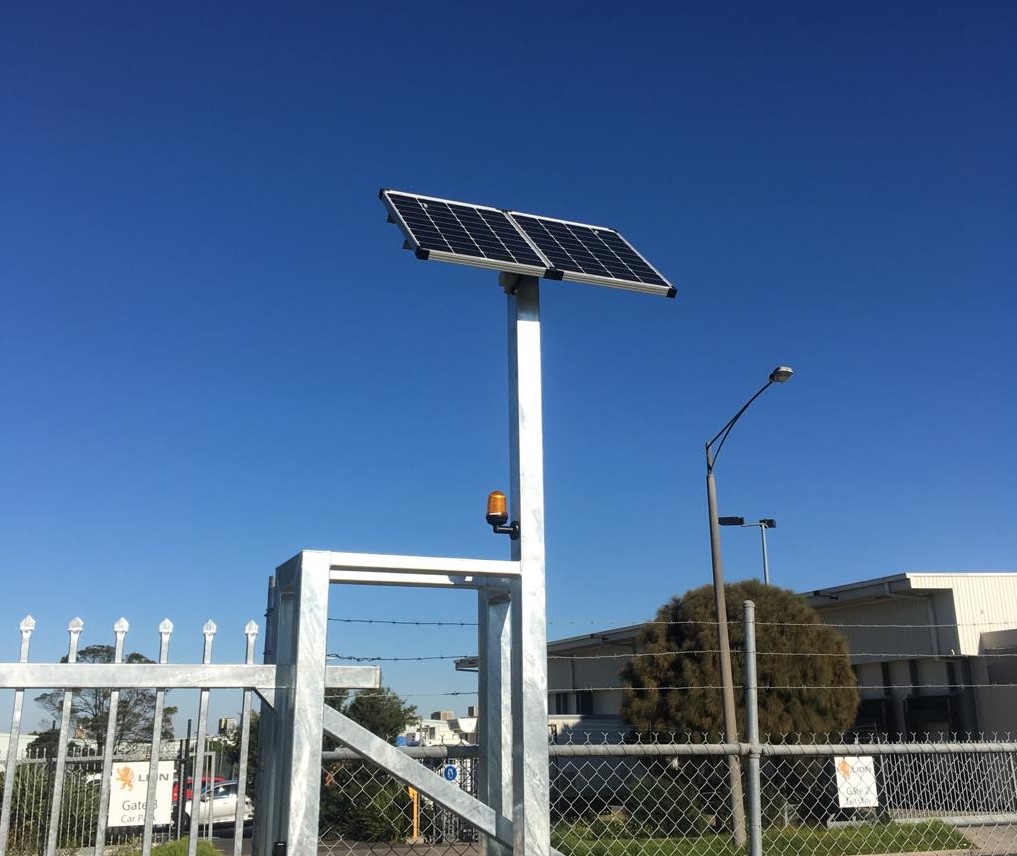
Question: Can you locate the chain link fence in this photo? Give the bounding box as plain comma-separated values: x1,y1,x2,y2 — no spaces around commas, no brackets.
4,730,1016,855
315,733,1017,856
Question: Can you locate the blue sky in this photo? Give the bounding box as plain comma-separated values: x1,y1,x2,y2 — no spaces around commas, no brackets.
2,1,1015,729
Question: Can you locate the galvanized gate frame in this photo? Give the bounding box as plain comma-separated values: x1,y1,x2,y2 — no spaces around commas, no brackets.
256,276,552,856
0,614,380,856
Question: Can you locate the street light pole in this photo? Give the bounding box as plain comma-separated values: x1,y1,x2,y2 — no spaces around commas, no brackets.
758,522,771,587
705,366,793,847
721,518,778,586
705,449,746,847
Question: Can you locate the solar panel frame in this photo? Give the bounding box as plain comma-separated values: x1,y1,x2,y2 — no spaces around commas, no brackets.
507,211,674,297
380,189,676,298
380,190,549,279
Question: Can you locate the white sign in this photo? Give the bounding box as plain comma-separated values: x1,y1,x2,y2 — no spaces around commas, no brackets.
834,756,879,808
106,761,174,827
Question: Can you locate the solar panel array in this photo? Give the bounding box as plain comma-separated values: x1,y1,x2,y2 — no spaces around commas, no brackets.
380,189,675,298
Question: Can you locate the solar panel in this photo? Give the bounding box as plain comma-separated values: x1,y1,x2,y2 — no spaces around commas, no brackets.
381,191,548,277
380,189,675,298
509,213,672,294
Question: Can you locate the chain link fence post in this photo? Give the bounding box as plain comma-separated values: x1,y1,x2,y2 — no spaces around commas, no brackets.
744,599,762,856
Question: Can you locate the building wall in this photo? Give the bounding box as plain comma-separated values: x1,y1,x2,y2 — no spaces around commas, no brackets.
548,636,635,718
812,594,941,662
908,574,1017,655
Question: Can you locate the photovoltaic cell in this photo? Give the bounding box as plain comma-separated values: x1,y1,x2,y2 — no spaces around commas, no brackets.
382,191,545,270
380,189,675,297
509,215,669,288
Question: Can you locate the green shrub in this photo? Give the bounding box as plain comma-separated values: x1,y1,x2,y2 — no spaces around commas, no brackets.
149,840,221,856
624,770,710,839
319,763,411,842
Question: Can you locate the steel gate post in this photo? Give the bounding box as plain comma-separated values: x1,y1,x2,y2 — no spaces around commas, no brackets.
507,276,550,856
266,550,331,855
477,588,512,856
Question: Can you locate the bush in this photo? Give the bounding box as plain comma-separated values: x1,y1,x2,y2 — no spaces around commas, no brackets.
624,769,711,839
148,841,221,856
319,764,411,842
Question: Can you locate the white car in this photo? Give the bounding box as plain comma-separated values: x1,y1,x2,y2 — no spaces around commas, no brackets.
184,780,253,828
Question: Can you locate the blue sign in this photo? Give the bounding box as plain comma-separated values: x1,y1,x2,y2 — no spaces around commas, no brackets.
442,764,458,782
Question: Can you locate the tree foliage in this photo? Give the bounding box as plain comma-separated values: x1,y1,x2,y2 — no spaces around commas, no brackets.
33,644,177,755
343,687,417,744
621,580,858,739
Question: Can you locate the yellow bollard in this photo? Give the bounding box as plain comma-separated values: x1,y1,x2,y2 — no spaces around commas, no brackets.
406,786,423,844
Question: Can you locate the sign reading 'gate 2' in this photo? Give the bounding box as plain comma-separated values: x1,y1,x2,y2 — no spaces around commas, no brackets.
380,189,676,299
834,756,879,808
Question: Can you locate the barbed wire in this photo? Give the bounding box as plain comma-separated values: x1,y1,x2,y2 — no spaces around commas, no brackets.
400,690,478,698
557,681,1017,692
387,677,1017,700
329,615,1017,631
327,648,1017,662
551,649,1017,660
328,653,471,662
328,617,477,627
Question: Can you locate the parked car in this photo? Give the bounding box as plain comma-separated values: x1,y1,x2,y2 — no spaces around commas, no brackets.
183,780,253,828
173,775,226,804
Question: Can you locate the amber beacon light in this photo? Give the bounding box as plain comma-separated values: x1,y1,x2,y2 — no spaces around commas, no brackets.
486,491,519,539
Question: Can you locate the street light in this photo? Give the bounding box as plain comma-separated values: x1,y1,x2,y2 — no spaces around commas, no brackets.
720,517,778,586
705,365,793,847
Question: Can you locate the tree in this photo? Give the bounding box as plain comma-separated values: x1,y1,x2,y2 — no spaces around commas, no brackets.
344,688,417,744
34,645,177,756
215,710,259,795
621,580,858,739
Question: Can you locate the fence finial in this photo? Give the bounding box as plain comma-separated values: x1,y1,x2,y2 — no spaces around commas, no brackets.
114,617,130,633
159,618,174,635
20,615,36,634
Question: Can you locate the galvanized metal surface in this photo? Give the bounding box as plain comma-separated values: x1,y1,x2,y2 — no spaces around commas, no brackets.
478,588,512,856
46,617,83,856
0,662,280,688
744,600,762,856
141,618,174,856
186,621,217,856
0,615,35,855
507,277,551,856
91,617,127,855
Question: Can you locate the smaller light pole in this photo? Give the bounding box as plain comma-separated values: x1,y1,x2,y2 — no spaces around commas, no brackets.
720,517,778,586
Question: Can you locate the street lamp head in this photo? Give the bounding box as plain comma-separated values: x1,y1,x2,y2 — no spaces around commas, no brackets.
759,518,777,529
769,366,794,383
718,516,746,526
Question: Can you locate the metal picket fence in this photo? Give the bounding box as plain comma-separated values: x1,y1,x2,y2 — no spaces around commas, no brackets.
0,744,182,854
315,734,1017,856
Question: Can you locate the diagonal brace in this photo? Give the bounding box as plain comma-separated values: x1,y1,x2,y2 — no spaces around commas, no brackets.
322,705,514,848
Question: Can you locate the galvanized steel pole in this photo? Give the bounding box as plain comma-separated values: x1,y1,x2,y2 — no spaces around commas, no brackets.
744,600,762,856
507,275,551,856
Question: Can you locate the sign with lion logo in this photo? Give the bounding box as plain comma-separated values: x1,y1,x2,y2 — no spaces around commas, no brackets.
107,761,174,827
